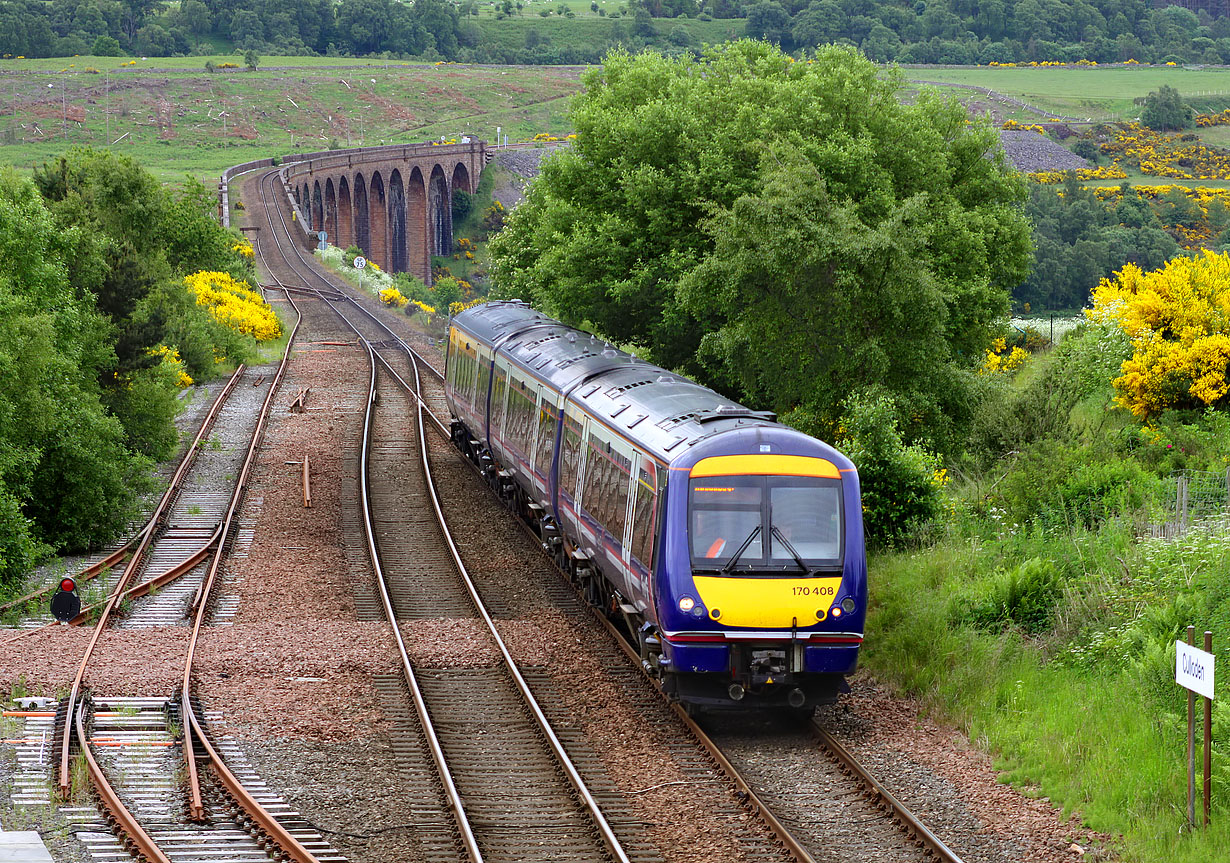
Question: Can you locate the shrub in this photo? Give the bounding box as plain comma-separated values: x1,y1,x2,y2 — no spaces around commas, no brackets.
997,442,1164,529
949,556,1062,634
1089,251,1230,419
0,488,48,587
836,393,944,547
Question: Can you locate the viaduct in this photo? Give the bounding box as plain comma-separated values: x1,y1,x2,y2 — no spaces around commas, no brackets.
224,139,488,286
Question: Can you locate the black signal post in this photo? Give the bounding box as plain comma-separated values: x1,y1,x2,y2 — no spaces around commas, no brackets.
50,577,80,623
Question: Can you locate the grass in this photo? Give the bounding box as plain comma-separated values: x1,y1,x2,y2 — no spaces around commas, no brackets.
866,516,1230,862
905,65,1230,122
0,58,584,182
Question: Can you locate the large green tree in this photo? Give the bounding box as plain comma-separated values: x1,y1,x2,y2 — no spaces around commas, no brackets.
490,41,1031,450
0,169,149,582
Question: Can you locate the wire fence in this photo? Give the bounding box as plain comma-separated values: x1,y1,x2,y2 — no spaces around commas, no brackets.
1149,469,1230,539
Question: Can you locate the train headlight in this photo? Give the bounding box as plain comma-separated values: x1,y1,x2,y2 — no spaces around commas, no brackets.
678,596,695,612
841,597,856,614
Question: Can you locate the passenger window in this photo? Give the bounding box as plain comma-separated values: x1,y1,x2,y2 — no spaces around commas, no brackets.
492,368,507,433
560,414,583,499
632,466,657,566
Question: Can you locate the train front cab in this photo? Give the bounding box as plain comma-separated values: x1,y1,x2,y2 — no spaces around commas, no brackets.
656,441,867,711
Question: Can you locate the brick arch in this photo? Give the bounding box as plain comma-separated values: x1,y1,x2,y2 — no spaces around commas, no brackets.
388,170,407,274
337,176,353,250
353,173,370,256
324,178,338,247
369,171,388,272
311,181,323,233
407,167,428,284
428,165,451,256
451,162,472,195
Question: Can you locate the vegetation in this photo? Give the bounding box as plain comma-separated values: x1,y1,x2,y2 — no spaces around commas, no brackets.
1140,84,1192,132
1014,177,1180,313
480,43,1230,860
491,40,1031,459
0,147,269,591
11,0,1230,66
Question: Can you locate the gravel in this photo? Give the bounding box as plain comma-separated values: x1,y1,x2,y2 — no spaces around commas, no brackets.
999,129,1090,173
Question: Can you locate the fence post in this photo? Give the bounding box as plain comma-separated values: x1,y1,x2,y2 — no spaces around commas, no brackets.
1179,476,1190,533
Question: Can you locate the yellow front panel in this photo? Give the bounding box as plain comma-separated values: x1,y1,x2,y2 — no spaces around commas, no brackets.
692,576,843,628
689,454,839,479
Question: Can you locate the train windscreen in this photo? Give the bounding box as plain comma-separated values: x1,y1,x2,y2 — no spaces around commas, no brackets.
689,476,842,573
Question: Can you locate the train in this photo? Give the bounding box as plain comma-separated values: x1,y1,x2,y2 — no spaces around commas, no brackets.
443,301,867,712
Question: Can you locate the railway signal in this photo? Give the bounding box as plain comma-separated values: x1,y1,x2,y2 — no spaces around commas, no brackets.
50,577,80,622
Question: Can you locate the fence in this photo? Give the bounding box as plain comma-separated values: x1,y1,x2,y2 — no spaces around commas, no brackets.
1150,468,1230,538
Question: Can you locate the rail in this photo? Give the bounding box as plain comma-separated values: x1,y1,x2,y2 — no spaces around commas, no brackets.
255,163,631,863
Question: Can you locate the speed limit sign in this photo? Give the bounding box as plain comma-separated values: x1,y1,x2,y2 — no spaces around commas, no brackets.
353,256,367,269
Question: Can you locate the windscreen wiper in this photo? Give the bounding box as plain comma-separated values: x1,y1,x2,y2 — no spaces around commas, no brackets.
720,526,762,574
771,526,812,574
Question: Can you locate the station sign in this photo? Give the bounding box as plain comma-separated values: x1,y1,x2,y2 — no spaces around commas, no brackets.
1177,640,1216,700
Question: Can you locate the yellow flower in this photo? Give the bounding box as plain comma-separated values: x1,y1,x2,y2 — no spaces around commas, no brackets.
184,271,282,341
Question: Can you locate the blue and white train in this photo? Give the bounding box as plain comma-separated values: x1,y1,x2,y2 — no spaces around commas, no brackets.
444,301,867,711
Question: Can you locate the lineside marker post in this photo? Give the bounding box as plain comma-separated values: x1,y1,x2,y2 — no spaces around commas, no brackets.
303,455,311,509
1176,625,1215,828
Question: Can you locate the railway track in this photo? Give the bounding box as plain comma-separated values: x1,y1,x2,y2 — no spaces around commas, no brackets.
248,159,970,863
255,164,646,863
6,173,354,863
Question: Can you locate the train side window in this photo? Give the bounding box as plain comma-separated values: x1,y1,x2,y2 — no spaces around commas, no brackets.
491,366,508,434
514,382,535,453
560,413,583,499
631,465,657,566
477,356,491,414
609,453,631,544
582,432,606,527
536,398,557,478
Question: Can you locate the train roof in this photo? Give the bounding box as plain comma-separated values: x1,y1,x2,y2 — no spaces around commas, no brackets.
452,301,788,462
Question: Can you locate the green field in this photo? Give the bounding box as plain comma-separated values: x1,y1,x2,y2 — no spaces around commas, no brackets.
0,58,583,181
907,65,1230,122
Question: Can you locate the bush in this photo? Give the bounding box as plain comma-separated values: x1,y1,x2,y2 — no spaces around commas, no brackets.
452,188,474,221
92,35,123,57
0,488,48,587
836,393,944,547
950,556,1062,634
997,442,1164,529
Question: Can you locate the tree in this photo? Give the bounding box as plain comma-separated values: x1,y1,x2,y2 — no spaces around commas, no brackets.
244,47,261,70
490,42,1031,452
92,34,122,56
0,168,150,573
1140,84,1192,131
744,1,790,44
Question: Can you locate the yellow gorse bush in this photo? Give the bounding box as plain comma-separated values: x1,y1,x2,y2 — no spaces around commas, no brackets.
184,271,282,341
410,299,436,315
232,239,254,259
379,287,409,307
980,337,1030,375
148,344,193,387
1096,123,1230,181
1088,251,1230,418
1002,120,1047,134
1029,164,1127,183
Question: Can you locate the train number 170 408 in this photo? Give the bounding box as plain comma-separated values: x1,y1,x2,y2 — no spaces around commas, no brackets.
791,585,835,596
